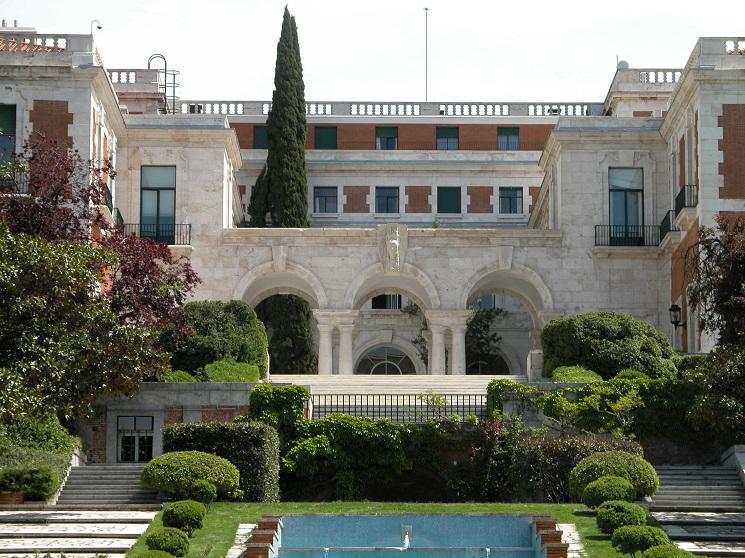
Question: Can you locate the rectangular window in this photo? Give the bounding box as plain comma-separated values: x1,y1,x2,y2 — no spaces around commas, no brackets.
375,186,399,213
0,105,16,164
499,187,523,214
117,415,154,463
436,127,459,150
141,166,176,244
609,168,644,245
314,126,337,149
497,127,520,150
253,125,268,149
371,294,402,310
375,127,398,150
437,186,461,214
313,186,338,213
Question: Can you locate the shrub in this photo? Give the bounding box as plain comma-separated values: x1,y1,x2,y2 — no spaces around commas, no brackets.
0,447,69,499
569,450,658,499
0,466,55,499
541,312,677,379
130,551,175,558
187,479,217,503
145,526,190,557
204,358,259,382
159,370,196,382
582,475,636,508
162,500,206,536
552,365,603,383
163,422,279,502
0,415,75,453
486,379,537,414
673,353,708,374
612,526,670,556
141,451,240,500
642,544,697,558
616,369,650,380
248,383,309,440
596,500,649,534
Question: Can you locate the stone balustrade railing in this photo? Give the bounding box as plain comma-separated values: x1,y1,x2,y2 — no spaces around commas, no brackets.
179,100,605,117
637,68,682,84
0,32,92,54
108,68,160,85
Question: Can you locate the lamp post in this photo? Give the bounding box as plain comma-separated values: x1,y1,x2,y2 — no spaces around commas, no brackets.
90,19,102,35
669,304,685,329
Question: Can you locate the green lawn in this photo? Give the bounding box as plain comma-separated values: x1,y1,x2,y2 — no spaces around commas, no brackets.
127,502,622,558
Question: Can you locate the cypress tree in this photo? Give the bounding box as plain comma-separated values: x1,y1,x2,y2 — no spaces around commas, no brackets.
248,166,267,226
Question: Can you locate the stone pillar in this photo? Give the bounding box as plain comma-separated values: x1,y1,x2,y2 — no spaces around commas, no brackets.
429,324,447,374
450,324,467,375
337,324,355,375
317,324,334,375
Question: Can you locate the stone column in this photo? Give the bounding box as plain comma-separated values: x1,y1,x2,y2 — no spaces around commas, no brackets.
337,324,355,375
429,324,447,374
316,323,334,375
450,323,467,375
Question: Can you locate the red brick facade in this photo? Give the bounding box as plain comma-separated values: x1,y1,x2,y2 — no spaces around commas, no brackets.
29,100,73,146
201,405,248,422
529,186,541,213
671,218,699,350
398,125,436,150
405,186,431,213
87,408,107,464
632,110,653,117
466,186,493,213
343,186,370,212
165,405,184,425
718,104,745,198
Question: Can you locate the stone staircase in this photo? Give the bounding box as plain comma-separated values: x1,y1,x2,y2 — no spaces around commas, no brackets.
651,466,745,556
56,464,160,507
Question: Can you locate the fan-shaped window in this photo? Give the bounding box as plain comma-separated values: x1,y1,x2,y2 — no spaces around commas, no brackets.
356,346,416,375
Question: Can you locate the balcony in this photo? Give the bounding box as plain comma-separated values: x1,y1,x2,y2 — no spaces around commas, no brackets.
121,223,191,245
594,225,661,247
674,184,698,217
659,210,680,240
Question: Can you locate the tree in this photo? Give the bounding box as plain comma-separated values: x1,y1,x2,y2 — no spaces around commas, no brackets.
248,166,268,226
466,308,506,374
256,295,317,373
685,216,745,347
0,225,167,419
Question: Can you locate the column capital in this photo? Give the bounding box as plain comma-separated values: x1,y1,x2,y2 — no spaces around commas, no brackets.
312,309,359,327
425,309,472,328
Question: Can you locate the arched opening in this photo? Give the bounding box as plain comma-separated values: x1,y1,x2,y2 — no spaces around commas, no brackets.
356,346,417,375
255,294,318,374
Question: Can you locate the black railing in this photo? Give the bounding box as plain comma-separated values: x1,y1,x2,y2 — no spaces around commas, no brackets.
121,223,191,245
112,208,124,226
674,184,698,217
310,393,488,423
594,225,661,247
660,210,679,240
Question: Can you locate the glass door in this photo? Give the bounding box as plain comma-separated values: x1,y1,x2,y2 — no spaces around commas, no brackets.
140,166,176,244
117,416,154,463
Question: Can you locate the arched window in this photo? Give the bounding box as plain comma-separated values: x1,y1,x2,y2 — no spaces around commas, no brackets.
356,346,416,375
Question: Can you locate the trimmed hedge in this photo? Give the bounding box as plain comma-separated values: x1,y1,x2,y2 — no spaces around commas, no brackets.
582,475,635,508
162,500,206,536
596,500,649,534
0,447,70,500
569,450,659,500
204,358,259,382
541,312,677,378
552,365,603,383
145,526,190,557
159,370,196,382
141,451,240,499
616,369,650,380
187,479,216,503
0,415,76,454
163,422,279,502
642,545,697,558
612,526,670,556
248,383,309,440
0,465,55,500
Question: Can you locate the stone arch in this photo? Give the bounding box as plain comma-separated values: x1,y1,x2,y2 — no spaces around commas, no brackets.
344,262,441,310
232,261,328,309
353,336,427,375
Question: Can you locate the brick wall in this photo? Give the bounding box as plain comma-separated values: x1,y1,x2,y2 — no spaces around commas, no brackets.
29,100,73,146
671,218,699,350
343,186,369,212
718,104,745,198
519,124,554,150
633,110,653,117
466,186,493,213
405,186,431,212
87,408,107,464
338,125,376,150
529,186,541,212
460,125,497,150
231,123,253,148
201,405,248,422
165,405,184,425
398,125,435,150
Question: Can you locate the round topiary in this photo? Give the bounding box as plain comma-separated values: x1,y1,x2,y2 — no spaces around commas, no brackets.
612,526,670,555
582,475,636,508
596,500,648,534
188,479,217,504
642,544,696,558
552,365,604,383
162,500,207,536
141,451,239,499
615,369,650,380
569,450,659,500
130,551,175,558
145,526,190,557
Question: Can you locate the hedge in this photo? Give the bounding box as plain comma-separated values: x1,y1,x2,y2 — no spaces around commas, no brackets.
582,475,636,508
159,370,196,382
141,451,240,499
0,415,76,454
0,465,55,500
187,479,216,503
145,526,190,557
541,312,677,378
486,379,537,414
248,383,309,440
162,500,206,536
204,358,259,382
642,545,697,558
163,421,279,502
612,526,670,556
551,365,603,383
569,450,658,500
130,551,174,558
0,447,70,500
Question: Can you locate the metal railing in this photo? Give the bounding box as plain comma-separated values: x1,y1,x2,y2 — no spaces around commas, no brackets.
121,223,191,245
594,225,661,247
674,184,698,217
112,208,124,226
659,210,679,241
310,393,488,423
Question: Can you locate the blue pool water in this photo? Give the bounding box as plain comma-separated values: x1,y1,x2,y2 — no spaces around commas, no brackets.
274,514,543,558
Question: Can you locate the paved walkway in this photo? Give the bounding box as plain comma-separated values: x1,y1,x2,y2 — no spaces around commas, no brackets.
226,523,255,558
558,523,587,558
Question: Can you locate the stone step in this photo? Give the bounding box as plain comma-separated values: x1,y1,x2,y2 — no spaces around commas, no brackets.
56,499,159,505
649,505,745,513
0,504,162,511
676,541,745,556
652,496,745,503
0,538,135,554
0,511,156,524
655,492,745,499
57,487,156,494
0,554,126,558
0,523,146,538
63,480,147,487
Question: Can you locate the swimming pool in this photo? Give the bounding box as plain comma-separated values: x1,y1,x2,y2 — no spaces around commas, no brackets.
253,514,557,558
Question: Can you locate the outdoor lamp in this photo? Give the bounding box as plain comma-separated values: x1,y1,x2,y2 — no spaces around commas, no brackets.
668,304,684,329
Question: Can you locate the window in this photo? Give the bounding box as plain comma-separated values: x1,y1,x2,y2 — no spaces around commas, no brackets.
0,105,16,164
376,187,399,213
436,127,459,150
497,127,520,150
313,186,337,213
356,346,415,374
371,294,402,310
141,166,176,244
499,187,523,214
117,416,153,463
314,126,337,149
253,125,268,149
437,186,461,214
609,168,644,244
376,127,398,150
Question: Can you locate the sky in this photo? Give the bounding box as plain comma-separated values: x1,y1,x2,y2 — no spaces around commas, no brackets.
3,0,745,103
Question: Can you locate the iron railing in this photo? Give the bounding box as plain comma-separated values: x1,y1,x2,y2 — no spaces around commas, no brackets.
310,393,488,423
659,210,679,240
674,184,698,217
594,225,661,247
121,223,191,245
112,208,124,226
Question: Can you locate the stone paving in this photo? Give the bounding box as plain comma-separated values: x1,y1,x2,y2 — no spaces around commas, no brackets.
226,523,255,558
558,523,587,558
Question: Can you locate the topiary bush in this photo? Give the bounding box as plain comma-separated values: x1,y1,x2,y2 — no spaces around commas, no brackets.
642,544,697,558
596,500,649,534
141,451,240,500
569,450,659,500
582,475,636,508
552,365,603,383
187,479,216,504
163,422,279,502
616,369,650,380
145,526,190,557
612,526,670,556
159,370,196,382
204,358,259,382
541,312,677,379
162,500,206,536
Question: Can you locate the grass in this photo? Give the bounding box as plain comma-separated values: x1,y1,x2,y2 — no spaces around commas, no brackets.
204,359,260,382
126,502,623,558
